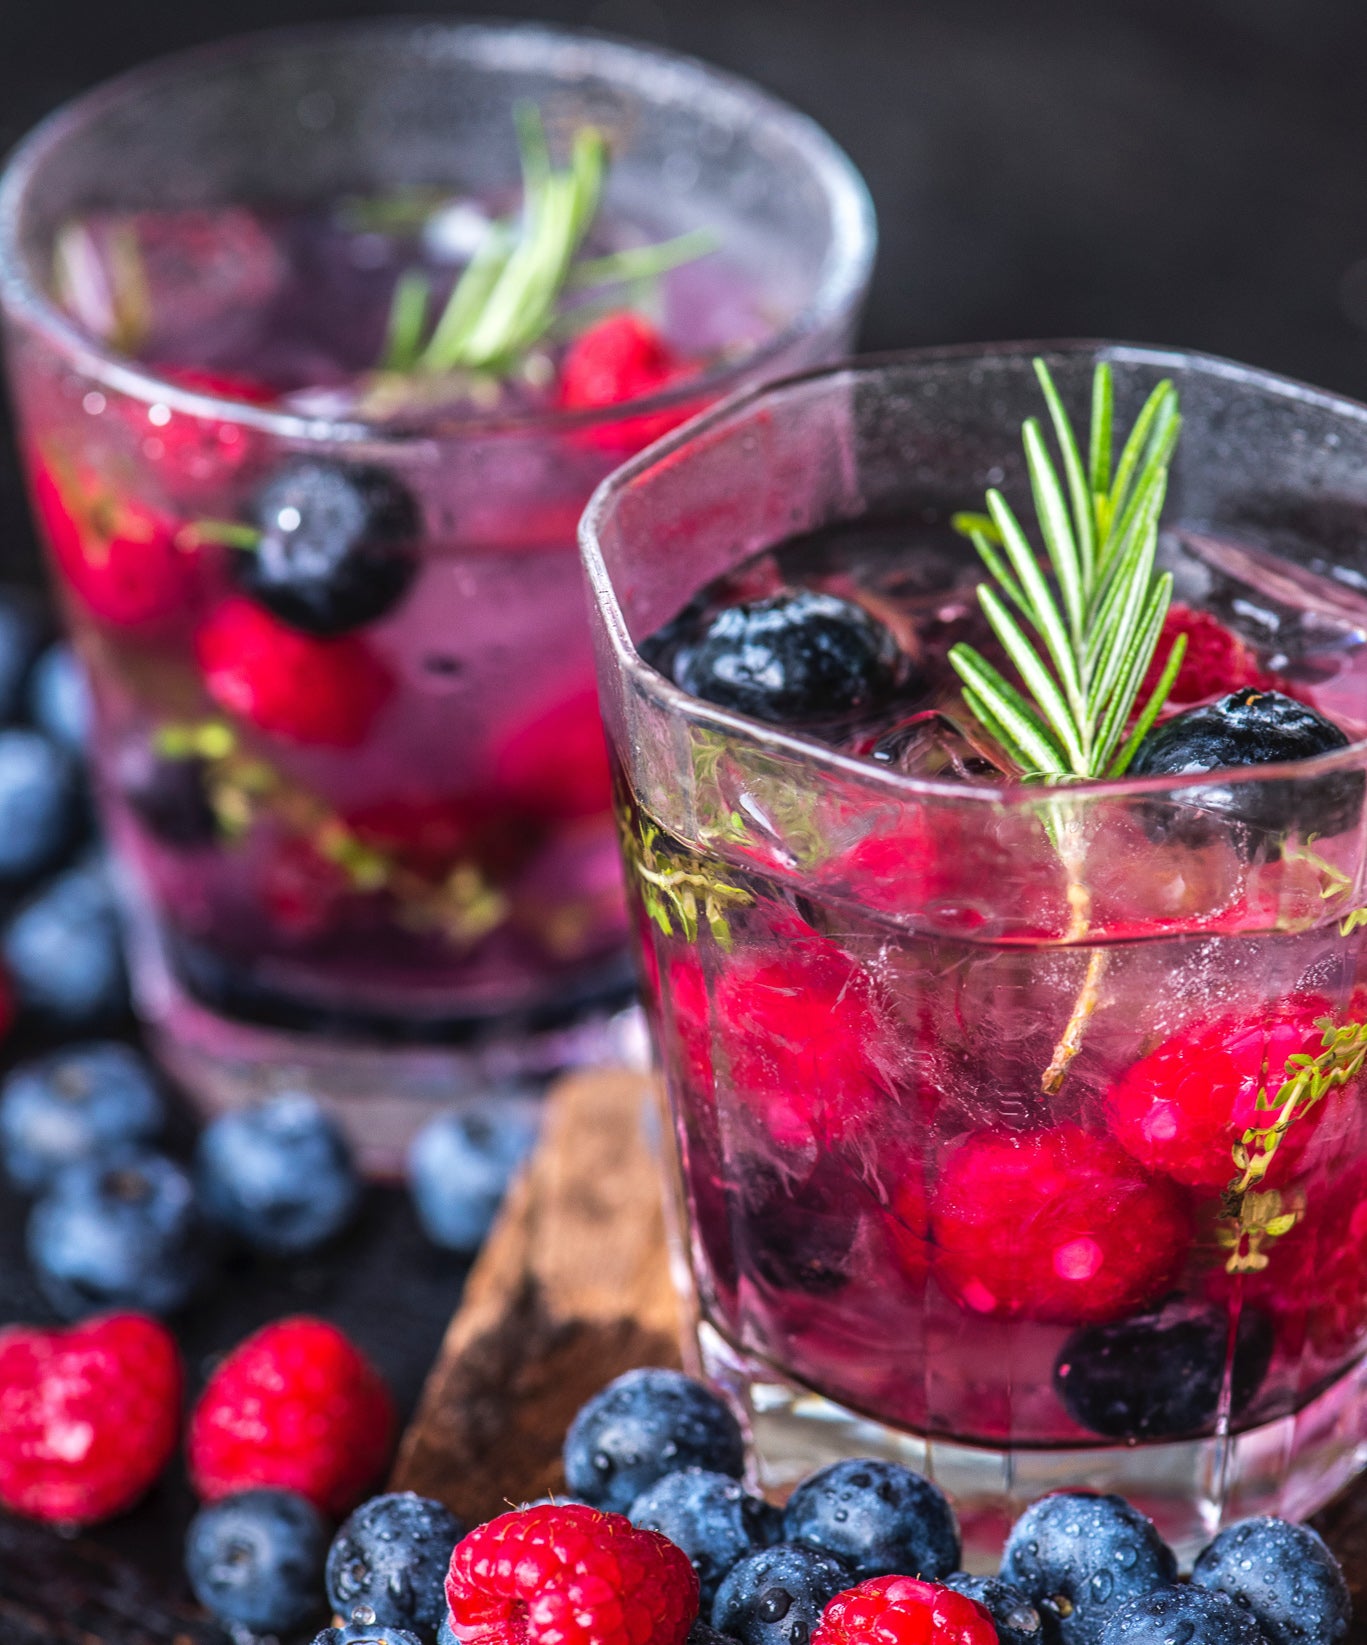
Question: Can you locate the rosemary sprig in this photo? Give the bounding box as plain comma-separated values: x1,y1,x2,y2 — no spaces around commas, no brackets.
949,360,1188,780
377,109,715,381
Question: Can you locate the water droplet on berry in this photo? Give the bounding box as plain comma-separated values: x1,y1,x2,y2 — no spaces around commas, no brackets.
759,1587,793,1622
353,1605,378,1625
1090,1570,1114,1603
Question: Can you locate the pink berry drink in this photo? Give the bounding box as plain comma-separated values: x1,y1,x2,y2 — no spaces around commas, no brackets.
0,23,874,1167
580,344,1367,1562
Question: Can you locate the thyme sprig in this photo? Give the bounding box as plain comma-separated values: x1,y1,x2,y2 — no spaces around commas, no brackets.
949,360,1188,780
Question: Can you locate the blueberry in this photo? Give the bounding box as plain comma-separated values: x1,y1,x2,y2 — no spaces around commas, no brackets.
782,1458,959,1582
1099,1588,1271,1645
671,589,906,725
119,745,218,848
1129,688,1363,845
186,1488,328,1636
197,1093,360,1255
945,1574,1044,1645
326,1492,465,1639
0,1041,164,1191
689,1627,739,1645
407,1094,540,1254
0,590,47,720
313,1622,425,1645
630,1468,782,1609
241,459,420,636
3,856,129,1025
27,1147,213,1317
734,1157,858,1295
1000,1493,1177,1645
28,642,91,751
437,1620,458,1645
0,729,81,882
1192,1518,1351,1645
1055,1298,1274,1441
711,1543,851,1645
563,1367,746,1513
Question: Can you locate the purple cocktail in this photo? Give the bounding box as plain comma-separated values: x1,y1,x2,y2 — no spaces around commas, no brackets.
0,23,874,1166
581,344,1367,1561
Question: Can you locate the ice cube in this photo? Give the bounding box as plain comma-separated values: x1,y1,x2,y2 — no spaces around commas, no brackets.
861,709,1009,783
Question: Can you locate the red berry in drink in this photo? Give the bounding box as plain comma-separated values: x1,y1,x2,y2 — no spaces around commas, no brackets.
560,311,684,411
345,793,482,881
188,1316,395,1517
260,836,352,939
1140,604,1274,709
930,1125,1189,1324
197,595,394,746
133,365,275,488
813,1576,997,1645
663,945,715,1097
714,930,895,1150
495,686,613,821
0,1312,181,1524
30,459,191,628
1104,995,1335,1189
444,1501,698,1645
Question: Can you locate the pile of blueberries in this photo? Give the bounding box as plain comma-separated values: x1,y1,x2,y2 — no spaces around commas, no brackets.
185,1365,1353,1645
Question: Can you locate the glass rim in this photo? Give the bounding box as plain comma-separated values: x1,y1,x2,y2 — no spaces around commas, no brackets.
0,16,876,447
579,336,1367,809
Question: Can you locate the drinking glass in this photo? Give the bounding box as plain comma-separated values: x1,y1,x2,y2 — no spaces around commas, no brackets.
580,342,1367,1561
0,21,875,1170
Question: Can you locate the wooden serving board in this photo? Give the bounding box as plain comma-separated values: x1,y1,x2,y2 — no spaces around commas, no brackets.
397,1067,1367,1633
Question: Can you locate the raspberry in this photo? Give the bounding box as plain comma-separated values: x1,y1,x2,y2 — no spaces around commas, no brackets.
0,1312,181,1524
197,595,394,746
260,836,352,939
345,794,484,881
812,1576,997,1645
1104,995,1334,1189
1139,605,1274,709
133,366,274,489
714,932,894,1150
30,458,191,628
188,1316,395,1517
444,1501,698,1645
559,312,697,450
930,1127,1189,1324
495,686,614,822
662,947,715,1097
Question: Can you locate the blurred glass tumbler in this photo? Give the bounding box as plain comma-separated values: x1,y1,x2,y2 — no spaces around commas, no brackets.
580,343,1367,1561
0,21,875,1171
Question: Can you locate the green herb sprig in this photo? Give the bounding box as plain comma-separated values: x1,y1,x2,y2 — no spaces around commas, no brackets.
949,359,1188,780
377,107,713,380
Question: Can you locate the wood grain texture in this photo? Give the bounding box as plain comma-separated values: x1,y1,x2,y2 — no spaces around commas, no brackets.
390,1068,683,1525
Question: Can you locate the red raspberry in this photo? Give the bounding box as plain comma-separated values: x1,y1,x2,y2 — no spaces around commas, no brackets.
260,836,352,939
29,458,191,628
714,932,895,1150
881,1168,933,1285
197,595,394,746
132,365,275,488
662,946,715,1097
1140,605,1274,709
930,1126,1189,1324
495,686,613,822
1105,995,1334,1189
813,1576,997,1645
0,1313,181,1525
445,1501,698,1645
187,1316,395,1517
345,793,484,880
559,312,698,450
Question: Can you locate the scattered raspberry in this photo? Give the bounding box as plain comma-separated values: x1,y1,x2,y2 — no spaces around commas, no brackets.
813,1576,997,1645
0,1313,181,1524
713,930,895,1150
663,947,715,1097
188,1316,395,1517
930,1126,1190,1324
30,459,191,629
260,836,353,939
345,793,483,881
444,1501,698,1645
197,596,394,746
1105,995,1335,1189
495,686,613,822
1140,605,1274,710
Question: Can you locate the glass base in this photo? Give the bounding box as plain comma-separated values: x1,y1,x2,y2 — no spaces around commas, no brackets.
697,1319,1367,1568
123,900,648,1176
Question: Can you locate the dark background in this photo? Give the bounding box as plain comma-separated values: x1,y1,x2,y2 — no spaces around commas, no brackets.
5,0,1367,587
